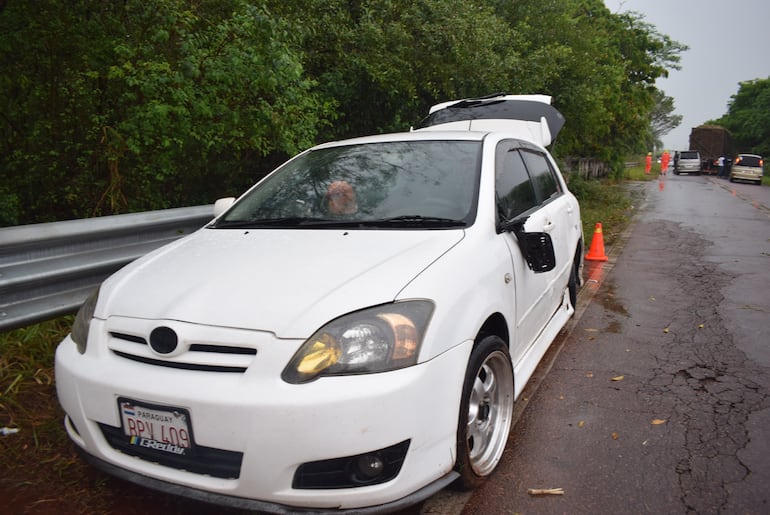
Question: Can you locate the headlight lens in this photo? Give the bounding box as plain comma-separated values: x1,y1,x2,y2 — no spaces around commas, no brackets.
71,286,100,354
281,300,434,384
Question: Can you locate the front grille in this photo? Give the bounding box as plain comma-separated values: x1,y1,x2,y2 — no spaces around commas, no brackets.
99,423,243,479
112,350,247,373
108,331,257,373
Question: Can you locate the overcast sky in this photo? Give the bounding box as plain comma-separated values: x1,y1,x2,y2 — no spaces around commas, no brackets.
603,0,770,151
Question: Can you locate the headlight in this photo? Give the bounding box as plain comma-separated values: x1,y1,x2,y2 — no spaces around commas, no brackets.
281,300,434,384
71,286,100,354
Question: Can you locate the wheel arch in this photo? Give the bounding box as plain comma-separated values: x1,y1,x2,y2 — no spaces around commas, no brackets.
476,312,510,348
474,312,515,396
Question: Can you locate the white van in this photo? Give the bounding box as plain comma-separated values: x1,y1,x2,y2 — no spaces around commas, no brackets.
674,150,701,175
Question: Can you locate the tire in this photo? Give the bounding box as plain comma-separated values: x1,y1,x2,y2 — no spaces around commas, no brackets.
453,335,514,490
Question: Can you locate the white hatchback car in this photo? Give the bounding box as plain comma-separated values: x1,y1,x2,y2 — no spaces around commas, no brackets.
730,153,764,185
56,94,583,513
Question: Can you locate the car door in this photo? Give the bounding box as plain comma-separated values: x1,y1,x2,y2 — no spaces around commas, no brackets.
495,140,560,365
519,148,575,295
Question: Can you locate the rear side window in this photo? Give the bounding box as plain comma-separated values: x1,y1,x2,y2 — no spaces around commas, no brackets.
520,150,561,202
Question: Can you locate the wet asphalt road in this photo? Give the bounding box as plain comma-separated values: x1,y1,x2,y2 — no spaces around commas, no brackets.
430,174,770,514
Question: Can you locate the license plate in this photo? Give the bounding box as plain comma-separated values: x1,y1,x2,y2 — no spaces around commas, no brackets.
119,398,193,453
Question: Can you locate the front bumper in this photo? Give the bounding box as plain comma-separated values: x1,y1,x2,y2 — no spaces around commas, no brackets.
78,449,459,514
55,323,472,511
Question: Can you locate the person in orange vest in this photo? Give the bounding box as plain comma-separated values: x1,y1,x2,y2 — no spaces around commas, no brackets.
645,152,652,174
661,150,670,174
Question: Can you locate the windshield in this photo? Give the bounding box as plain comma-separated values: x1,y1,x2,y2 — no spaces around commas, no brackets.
213,140,481,229
680,151,699,159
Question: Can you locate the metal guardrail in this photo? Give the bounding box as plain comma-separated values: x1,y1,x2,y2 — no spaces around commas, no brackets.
0,205,214,332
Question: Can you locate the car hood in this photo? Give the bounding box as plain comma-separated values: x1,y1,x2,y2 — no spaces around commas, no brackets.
98,227,464,337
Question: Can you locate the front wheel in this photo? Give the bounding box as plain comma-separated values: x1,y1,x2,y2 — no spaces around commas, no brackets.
453,335,514,490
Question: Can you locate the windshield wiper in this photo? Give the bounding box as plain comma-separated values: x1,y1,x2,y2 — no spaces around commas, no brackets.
357,215,467,228
212,217,340,229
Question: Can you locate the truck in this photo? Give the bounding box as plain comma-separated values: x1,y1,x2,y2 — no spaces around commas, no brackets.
688,125,733,174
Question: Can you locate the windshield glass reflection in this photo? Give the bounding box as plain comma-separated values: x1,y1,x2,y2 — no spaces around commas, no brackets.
214,140,481,229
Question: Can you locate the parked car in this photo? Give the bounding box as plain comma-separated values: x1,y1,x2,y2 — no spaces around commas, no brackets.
55,94,584,513
729,153,764,185
674,150,701,175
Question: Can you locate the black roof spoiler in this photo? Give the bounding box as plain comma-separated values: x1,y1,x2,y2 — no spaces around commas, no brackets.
414,93,565,147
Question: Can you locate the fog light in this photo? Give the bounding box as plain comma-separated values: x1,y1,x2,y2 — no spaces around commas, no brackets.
292,439,410,489
355,454,384,479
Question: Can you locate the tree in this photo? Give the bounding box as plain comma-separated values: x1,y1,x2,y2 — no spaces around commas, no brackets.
0,0,329,225
265,0,518,141
1,0,688,225
714,77,770,157
492,0,686,170
649,89,683,151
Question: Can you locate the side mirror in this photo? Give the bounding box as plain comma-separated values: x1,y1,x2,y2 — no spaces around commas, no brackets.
500,216,556,273
213,197,236,218
517,232,556,273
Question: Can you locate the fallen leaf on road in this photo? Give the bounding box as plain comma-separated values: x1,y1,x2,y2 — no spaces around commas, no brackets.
651,419,667,425
527,488,564,496
611,432,619,440
578,420,585,428
663,327,670,333
698,323,704,329
586,372,594,378
611,375,624,381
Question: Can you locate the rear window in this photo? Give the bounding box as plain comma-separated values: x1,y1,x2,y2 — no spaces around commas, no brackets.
680,151,699,159
736,155,762,167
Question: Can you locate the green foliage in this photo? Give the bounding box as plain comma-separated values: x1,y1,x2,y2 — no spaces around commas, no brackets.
1,0,328,224
0,317,71,402
714,77,770,158
649,90,683,151
566,173,632,247
1,0,686,225
491,0,686,168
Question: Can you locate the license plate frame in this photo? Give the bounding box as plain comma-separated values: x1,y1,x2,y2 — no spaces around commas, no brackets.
118,398,195,455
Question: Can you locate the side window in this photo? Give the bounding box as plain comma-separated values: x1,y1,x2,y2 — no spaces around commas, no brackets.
495,146,537,221
520,150,561,203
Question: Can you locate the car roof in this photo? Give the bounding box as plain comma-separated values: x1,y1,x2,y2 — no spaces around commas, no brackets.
312,130,487,151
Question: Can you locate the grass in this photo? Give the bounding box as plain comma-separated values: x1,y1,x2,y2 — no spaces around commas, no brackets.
567,169,645,248
0,173,646,510
0,317,97,511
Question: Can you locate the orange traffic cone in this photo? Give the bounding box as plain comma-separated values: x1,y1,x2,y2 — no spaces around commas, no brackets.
585,222,608,261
